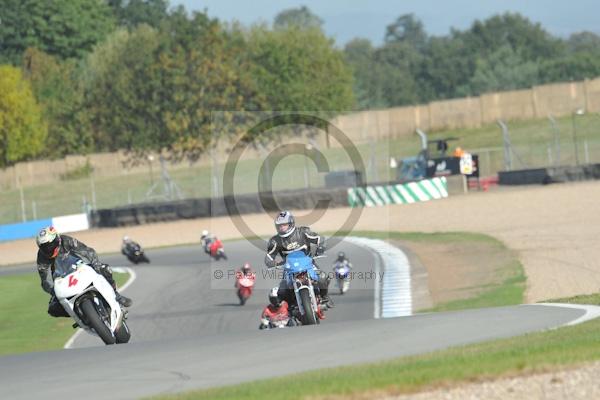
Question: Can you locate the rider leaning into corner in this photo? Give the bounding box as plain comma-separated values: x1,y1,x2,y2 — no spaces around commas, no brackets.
36,226,133,318
200,229,215,254
264,210,334,309
121,235,140,256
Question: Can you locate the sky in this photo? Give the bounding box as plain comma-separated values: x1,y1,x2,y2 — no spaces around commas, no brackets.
172,0,600,46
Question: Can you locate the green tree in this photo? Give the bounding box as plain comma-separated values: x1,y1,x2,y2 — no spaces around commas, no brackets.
22,48,91,157
82,25,162,152
567,31,600,53
108,0,170,29
418,36,474,100
384,14,428,52
540,53,600,82
248,26,354,112
455,12,563,61
463,45,540,95
0,0,115,63
344,39,386,108
273,6,323,31
0,65,47,166
83,12,264,159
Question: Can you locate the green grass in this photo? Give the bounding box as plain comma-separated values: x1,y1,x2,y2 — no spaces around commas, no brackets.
2,113,599,224
543,292,600,305
346,230,504,245
0,271,130,356
151,294,600,400
332,230,526,312
427,265,526,312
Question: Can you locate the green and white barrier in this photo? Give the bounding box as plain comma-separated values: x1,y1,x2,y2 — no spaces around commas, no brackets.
347,177,448,207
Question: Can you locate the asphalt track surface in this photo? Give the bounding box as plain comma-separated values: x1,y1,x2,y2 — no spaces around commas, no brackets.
0,240,589,400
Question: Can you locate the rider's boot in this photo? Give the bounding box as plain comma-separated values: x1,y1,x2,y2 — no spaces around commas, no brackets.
116,292,133,307
320,287,334,309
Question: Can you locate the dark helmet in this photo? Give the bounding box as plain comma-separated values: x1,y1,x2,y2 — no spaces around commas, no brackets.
242,262,251,275
337,251,346,262
269,287,281,307
274,210,295,237
36,226,61,258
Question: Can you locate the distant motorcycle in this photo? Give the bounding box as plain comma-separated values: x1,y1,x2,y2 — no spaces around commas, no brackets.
53,254,131,345
209,239,227,261
236,272,255,306
259,312,295,330
123,243,149,264
333,261,351,295
259,302,297,330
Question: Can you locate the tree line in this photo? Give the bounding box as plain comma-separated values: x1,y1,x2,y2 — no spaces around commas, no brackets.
0,1,599,167
346,13,600,108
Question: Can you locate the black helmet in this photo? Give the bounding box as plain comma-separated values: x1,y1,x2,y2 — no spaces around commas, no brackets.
337,251,346,261
242,262,251,275
274,211,295,237
269,287,281,308
269,287,281,307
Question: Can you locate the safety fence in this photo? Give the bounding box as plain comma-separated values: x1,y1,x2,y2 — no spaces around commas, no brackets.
347,177,448,208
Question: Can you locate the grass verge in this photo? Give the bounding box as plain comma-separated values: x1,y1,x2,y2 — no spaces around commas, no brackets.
0,271,130,356
334,230,526,312
151,293,600,400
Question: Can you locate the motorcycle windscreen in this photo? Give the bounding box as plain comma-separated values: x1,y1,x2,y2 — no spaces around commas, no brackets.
53,253,83,278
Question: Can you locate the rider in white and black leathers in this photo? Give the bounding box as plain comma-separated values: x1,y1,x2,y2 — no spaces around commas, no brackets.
36,226,132,318
264,211,333,307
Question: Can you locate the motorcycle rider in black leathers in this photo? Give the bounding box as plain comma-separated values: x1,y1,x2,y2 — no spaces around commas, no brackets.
264,211,333,309
36,226,132,318
121,235,140,257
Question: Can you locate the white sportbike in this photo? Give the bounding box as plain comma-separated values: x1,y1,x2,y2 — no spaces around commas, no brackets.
53,253,131,345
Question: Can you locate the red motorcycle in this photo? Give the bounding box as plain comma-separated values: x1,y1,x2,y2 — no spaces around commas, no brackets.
236,272,255,305
209,239,227,260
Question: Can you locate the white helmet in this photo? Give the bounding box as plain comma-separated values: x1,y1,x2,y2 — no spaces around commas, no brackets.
123,235,130,243
274,211,295,237
201,230,209,238
36,226,61,257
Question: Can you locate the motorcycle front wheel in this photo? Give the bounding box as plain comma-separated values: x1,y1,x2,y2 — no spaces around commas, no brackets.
80,298,116,345
115,320,131,344
299,288,318,325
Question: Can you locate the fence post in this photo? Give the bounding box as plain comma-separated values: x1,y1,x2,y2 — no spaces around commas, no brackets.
32,200,37,220
18,177,26,222
548,115,561,166
498,120,512,171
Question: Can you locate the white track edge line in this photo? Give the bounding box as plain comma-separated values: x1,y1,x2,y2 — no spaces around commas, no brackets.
535,303,600,327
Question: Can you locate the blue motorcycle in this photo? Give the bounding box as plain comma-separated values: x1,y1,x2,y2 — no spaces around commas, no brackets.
281,251,322,325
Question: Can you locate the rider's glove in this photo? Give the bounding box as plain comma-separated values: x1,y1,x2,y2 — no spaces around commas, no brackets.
265,257,276,269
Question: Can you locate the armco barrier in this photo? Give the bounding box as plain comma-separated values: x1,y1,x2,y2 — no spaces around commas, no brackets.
0,213,89,242
498,168,549,185
347,177,448,207
90,188,350,227
498,163,600,185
